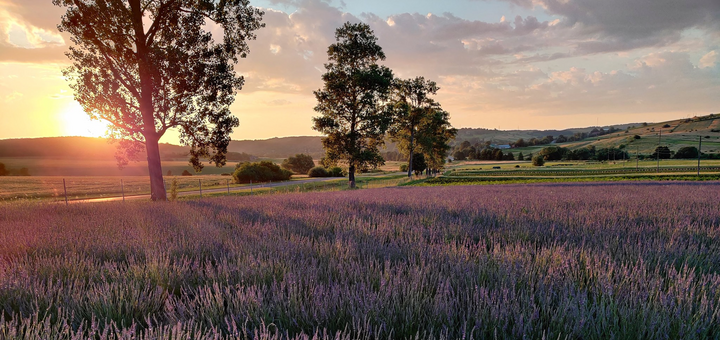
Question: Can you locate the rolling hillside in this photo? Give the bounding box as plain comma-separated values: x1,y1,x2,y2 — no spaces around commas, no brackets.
453,123,639,146
556,115,720,155
1,113,718,174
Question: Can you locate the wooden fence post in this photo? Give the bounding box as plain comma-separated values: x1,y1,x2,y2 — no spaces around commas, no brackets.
63,178,68,206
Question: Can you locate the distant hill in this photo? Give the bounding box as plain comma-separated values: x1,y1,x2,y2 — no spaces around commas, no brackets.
2,114,718,164
228,136,324,159
0,137,188,160
555,114,720,155
453,123,639,146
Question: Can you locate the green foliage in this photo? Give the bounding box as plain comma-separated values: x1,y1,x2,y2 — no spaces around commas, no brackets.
308,166,345,178
233,161,291,184
674,146,699,159
452,150,466,161
308,166,329,178
169,178,179,201
538,146,568,161
312,22,394,188
282,154,315,174
328,167,345,177
532,155,545,166
400,164,408,172
652,146,672,159
566,146,595,160
388,77,456,173
411,153,427,175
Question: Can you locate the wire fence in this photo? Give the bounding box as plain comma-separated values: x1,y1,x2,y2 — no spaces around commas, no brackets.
0,174,415,203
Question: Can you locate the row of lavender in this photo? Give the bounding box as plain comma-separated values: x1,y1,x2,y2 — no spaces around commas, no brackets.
0,182,718,339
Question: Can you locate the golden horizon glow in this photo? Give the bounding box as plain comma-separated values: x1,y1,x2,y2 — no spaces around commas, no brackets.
59,102,109,138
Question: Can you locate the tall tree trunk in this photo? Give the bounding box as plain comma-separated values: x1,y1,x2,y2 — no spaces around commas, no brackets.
407,127,415,178
348,164,356,188
145,133,167,201
131,0,166,201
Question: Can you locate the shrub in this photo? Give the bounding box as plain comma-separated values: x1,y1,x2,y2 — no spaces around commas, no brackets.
0,163,6,176
181,170,193,176
674,146,699,159
400,164,408,172
166,170,173,176
169,178,179,201
234,161,292,183
308,166,345,178
634,135,641,139
532,155,545,166
282,154,315,175
308,166,329,178
651,146,672,159
537,146,567,161
328,167,345,177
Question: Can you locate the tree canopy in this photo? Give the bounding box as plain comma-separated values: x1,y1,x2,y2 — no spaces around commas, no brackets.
313,22,394,188
388,77,455,176
54,0,264,200
281,154,315,175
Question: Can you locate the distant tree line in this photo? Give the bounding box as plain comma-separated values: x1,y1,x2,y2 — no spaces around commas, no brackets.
451,141,516,161
0,163,30,176
534,145,710,162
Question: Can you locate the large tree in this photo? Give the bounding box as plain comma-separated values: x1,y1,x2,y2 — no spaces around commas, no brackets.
313,22,393,188
54,0,264,200
388,77,453,177
417,108,457,170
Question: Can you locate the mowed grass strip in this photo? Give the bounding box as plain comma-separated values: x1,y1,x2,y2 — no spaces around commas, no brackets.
0,183,718,339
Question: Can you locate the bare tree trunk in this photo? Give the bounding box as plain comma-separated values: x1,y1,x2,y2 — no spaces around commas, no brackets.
348,164,356,188
407,128,415,178
131,0,166,201
145,133,167,201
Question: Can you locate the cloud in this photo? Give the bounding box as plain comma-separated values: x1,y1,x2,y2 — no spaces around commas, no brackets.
0,1,68,62
487,0,720,53
1,0,719,138
700,51,717,68
4,91,21,102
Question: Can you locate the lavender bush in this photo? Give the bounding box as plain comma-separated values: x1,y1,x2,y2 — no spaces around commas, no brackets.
0,182,718,339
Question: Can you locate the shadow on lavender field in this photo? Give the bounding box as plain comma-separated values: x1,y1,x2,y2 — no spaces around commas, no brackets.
0,182,718,339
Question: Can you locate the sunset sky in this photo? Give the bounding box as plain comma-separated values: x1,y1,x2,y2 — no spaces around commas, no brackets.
0,0,719,142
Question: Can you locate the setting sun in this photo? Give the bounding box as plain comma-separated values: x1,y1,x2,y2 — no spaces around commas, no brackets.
59,102,109,137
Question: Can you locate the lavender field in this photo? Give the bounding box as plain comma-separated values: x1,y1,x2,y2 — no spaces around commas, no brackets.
0,183,719,339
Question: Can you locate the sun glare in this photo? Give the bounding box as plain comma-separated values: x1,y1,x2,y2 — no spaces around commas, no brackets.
60,102,110,137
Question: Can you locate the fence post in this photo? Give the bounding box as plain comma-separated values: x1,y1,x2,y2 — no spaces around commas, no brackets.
63,178,68,206
698,136,702,177
199,179,202,198
121,179,125,202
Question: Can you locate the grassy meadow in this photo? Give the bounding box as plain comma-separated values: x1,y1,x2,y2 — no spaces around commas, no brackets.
0,183,719,339
0,175,238,201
